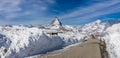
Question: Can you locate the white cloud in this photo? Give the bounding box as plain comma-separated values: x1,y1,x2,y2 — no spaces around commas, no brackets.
1,0,119,25
61,0,120,21
40,6,47,10
31,0,55,11
0,0,23,20
32,4,48,11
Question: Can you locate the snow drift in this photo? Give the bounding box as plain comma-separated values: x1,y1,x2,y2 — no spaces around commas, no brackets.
0,19,106,58
102,23,120,58
0,26,63,58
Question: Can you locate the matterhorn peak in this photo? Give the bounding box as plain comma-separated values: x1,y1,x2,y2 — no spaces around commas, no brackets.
49,17,63,29
51,17,62,26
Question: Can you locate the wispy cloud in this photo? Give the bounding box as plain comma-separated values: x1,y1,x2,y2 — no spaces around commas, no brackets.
0,0,120,25
60,0,120,22
0,0,23,20
0,0,56,25
25,0,55,11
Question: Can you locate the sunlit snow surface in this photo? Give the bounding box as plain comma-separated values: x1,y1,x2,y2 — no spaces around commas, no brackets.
0,26,64,58
0,20,105,58
102,23,120,58
0,26,85,58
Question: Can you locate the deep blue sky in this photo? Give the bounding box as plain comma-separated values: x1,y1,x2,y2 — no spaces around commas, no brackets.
0,0,120,25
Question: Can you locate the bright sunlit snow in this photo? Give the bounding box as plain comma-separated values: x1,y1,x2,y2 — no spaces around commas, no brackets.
0,19,119,58
102,23,120,58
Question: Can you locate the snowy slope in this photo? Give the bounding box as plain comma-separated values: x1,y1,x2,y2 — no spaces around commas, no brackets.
56,20,105,46
79,20,105,36
50,17,62,26
49,17,62,29
0,25,85,58
44,19,106,46
102,23,120,58
0,19,106,58
58,31,86,46
0,26,63,58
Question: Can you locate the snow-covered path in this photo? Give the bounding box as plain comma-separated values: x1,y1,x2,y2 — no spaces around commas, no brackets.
0,20,106,58
0,26,87,58
29,39,104,58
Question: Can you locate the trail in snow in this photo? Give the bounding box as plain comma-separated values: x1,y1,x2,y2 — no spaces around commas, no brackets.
0,19,106,58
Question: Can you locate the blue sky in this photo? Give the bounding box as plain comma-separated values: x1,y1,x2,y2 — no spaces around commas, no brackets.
0,0,120,25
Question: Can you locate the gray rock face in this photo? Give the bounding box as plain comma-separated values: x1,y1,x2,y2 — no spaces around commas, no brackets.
107,20,120,26
50,17,62,26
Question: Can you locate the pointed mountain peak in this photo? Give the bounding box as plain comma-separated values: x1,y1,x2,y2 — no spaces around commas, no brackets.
93,20,101,24
51,17,62,26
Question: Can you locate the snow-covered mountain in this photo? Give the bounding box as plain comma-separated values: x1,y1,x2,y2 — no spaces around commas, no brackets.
43,17,63,30
0,26,64,58
50,17,62,26
79,20,105,36
0,19,106,58
106,20,120,26
2,18,120,58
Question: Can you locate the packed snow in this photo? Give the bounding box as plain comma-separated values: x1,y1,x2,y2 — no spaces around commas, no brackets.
0,18,110,58
79,20,105,37
0,26,64,58
0,26,81,58
0,18,68,58
102,23,120,58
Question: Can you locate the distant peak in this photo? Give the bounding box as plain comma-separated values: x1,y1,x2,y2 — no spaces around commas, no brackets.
94,20,101,24
50,17,62,26
107,20,120,26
